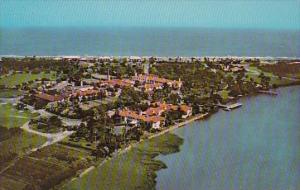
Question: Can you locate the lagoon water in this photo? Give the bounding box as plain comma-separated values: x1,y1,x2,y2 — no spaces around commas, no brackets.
156,86,300,190
0,27,299,57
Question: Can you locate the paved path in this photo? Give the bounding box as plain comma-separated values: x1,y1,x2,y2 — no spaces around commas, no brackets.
20,121,75,149
26,105,82,126
0,97,22,104
0,99,82,126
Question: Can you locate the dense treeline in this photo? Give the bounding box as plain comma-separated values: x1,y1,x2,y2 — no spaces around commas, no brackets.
151,62,261,113
258,62,300,78
0,58,72,74
151,62,224,93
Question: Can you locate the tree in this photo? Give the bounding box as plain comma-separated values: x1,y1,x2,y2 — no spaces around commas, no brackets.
134,80,140,87
229,83,242,97
149,66,158,75
48,115,62,127
32,67,41,74
119,87,145,107
86,117,96,143
149,57,155,64
164,109,183,126
167,93,181,104
126,66,135,76
76,123,88,138
122,57,127,65
259,73,271,89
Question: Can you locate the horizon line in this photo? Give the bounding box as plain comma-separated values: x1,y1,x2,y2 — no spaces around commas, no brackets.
1,26,300,31
1,55,299,60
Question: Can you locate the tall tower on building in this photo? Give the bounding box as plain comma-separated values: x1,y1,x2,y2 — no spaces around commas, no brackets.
143,63,149,74
107,68,111,80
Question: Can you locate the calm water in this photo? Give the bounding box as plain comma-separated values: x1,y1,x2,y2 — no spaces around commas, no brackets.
156,86,300,190
0,27,299,57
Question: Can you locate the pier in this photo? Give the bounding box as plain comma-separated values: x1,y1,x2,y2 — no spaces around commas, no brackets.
258,90,278,96
216,103,243,111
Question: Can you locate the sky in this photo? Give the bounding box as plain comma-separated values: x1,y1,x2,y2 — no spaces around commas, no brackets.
1,0,299,29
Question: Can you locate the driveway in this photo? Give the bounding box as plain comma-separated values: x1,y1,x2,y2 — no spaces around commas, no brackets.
20,121,75,149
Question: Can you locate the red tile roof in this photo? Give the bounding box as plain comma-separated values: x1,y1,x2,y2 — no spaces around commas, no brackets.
119,104,191,124
143,116,164,123
102,79,133,87
144,107,163,116
119,109,164,123
179,105,192,113
133,74,182,87
150,102,192,114
34,93,64,102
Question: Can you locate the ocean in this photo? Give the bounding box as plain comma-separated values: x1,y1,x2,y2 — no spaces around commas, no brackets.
156,86,300,190
0,27,299,57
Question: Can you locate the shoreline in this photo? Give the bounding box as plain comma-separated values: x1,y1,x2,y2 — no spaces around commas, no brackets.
1,55,300,61
61,84,300,189
152,86,300,190
61,113,209,188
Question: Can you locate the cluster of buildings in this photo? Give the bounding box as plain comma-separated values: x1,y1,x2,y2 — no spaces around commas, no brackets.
99,74,182,92
57,56,197,63
219,64,245,73
117,102,192,129
58,55,247,64
51,55,244,65
31,71,191,130
33,84,105,105
33,73,183,105
133,74,182,89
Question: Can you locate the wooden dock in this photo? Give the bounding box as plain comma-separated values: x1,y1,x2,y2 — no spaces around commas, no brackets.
225,103,243,111
258,90,278,96
216,103,243,111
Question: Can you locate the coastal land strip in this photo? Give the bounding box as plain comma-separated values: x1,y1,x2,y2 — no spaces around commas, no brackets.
61,113,208,190
0,56,300,190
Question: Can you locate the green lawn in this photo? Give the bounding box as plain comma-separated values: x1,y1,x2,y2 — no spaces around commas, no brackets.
0,103,38,128
62,133,184,190
0,72,56,87
287,73,300,79
246,66,297,86
0,127,46,171
0,89,23,98
0,102,45,172
248,66,273,77
31,123,63,134
269,77,296,86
